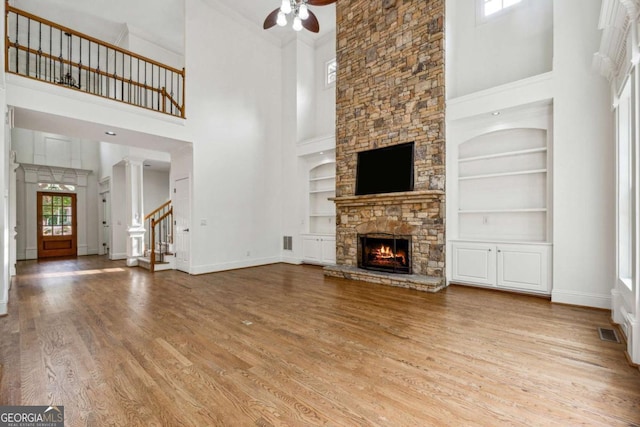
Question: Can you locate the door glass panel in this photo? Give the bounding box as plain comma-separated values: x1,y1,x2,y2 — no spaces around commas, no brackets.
39,192,75,238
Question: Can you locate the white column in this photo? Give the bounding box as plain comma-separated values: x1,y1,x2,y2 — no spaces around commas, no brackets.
0,103,9,316
75,170,90,256
9,151,18,277
125,158,145,266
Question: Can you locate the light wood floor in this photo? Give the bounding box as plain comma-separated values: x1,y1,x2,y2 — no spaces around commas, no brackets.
1,256,639,426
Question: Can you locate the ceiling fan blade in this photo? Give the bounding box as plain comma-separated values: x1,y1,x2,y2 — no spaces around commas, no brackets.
302,10,320,33
307,0,337,6
263,8,280,30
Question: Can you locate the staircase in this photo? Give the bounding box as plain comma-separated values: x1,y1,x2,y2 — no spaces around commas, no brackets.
138,201,174,272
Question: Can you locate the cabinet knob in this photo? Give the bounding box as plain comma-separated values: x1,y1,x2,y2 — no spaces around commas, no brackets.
488,249,491,252
497,249,501,253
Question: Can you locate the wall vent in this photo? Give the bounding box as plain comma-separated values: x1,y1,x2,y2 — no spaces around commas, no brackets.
283,236,293,251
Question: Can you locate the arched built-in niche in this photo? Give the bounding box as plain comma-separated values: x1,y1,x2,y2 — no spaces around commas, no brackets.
457,127,550,242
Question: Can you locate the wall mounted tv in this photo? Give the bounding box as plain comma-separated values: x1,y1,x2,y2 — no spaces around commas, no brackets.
355,142,414,195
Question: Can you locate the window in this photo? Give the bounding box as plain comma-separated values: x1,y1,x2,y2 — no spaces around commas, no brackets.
326,58,337,87
38,183,76,192
482,0,522,17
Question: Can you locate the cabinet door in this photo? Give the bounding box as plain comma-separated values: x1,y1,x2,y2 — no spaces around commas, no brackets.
451,242,496,286
302,236,321,263
321,237,336,264
496,244,550,293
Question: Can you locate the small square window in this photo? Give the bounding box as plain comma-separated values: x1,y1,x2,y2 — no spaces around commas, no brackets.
326,58,337,87
482,0,521,17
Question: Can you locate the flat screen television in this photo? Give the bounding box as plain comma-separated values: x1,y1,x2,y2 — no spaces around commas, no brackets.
355,142,414,195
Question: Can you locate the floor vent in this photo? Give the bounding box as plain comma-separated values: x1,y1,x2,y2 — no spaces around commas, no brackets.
598,327,620,343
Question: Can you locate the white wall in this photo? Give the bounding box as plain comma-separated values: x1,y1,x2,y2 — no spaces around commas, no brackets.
551,0,615,308
314,31,336,137
143,169,170,215
447,0,553,98
0,91,9,316
281,39,303,263
297,40,316,143
126,26,184,70
184,0,284,273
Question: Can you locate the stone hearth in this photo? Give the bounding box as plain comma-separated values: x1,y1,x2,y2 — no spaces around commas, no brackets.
325,190,445,291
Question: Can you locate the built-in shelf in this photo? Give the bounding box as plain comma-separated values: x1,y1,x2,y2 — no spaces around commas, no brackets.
309,161,336,234
458,147,547,163
459,169,547,181
309,176,335,182
459,208,547,214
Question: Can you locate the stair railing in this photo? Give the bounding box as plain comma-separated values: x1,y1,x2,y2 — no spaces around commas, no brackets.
5,3,186,118
145,200,173,273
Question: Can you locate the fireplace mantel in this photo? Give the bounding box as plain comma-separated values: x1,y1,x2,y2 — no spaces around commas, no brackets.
331,190,444,207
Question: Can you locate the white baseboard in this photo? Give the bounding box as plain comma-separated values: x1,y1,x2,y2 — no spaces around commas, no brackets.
191,256,281,275
78,245,88,256
551,289,611,309
0,301,7,316
26,248,37,260
281,254,302,265
110,252,127,260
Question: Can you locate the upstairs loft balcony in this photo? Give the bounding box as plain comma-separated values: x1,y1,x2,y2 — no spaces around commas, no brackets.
5,4,185,118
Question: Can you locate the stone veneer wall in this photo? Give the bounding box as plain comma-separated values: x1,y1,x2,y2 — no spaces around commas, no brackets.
334,0,445,279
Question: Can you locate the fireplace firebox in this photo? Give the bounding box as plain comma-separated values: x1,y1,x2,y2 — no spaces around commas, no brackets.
359,233,412,274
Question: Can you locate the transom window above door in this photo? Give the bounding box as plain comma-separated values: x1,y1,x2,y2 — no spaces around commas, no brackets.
38,183,76,192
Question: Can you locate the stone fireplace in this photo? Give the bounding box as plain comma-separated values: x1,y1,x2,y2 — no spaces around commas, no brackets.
323,0,446,292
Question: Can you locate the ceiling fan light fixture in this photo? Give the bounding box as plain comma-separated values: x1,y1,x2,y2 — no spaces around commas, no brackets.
280,0,292,14
299,3,310,20
277,10,287,26
292,15,303,31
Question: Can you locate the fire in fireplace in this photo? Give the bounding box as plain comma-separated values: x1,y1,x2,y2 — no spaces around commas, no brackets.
359,233,412,274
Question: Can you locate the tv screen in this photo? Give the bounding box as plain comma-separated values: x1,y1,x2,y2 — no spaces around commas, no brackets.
356,142,414,195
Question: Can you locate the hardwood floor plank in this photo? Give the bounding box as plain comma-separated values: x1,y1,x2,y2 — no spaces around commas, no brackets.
1,258,639,426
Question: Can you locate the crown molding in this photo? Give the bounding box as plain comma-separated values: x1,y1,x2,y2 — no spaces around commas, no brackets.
595,0,632,81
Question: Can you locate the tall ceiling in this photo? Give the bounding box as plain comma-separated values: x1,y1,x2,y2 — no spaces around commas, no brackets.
7,0,336,155
11,0,336,55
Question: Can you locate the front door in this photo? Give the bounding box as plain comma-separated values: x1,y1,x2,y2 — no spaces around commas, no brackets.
37,192,77,258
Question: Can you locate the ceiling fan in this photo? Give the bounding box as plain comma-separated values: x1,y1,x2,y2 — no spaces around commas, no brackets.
263,0,337,33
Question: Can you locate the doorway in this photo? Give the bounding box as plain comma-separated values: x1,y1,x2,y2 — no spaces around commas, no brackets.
37,192,77,258
173,177,190,272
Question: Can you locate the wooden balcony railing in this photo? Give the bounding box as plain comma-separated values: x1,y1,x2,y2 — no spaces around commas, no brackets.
5,3,185,118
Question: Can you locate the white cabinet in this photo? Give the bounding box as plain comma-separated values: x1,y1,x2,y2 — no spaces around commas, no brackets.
451,242,496,286
451,241,551,295
302,235,336,265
